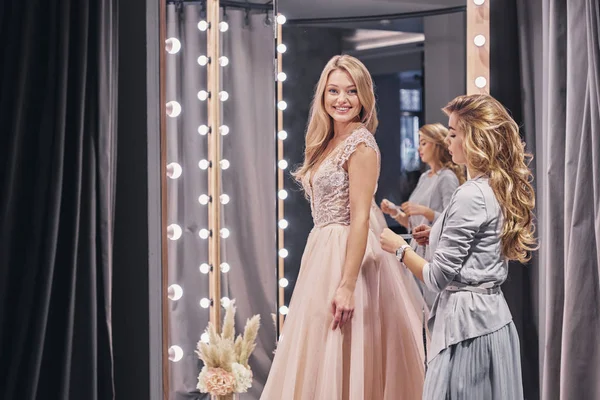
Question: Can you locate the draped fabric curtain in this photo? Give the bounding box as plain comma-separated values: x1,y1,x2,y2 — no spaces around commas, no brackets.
515,0,600,398
165,5,275,399
538,0,600,398
0,0,118,399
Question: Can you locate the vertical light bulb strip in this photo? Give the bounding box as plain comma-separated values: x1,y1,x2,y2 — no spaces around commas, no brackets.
275,12,286,336
218,2,231,308
466,0,490,94
161,0,170,393
207,0,222,329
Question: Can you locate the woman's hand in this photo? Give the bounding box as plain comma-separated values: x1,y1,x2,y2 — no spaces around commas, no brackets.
331,285,355,330
412,224,431,246
401,201,426,217
380,228,407,254
380,199,400,216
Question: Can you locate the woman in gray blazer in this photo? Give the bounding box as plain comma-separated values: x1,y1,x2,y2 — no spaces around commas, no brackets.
380,94,536,400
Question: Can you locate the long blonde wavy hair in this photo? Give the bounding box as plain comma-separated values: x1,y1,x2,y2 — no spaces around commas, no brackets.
442,94,537,263
292,55,378,181
419,123,466,185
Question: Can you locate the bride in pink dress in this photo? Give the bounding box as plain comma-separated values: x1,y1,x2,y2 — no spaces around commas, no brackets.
261,55,427,400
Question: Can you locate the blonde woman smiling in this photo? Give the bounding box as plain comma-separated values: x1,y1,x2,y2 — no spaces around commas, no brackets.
261,55,426,400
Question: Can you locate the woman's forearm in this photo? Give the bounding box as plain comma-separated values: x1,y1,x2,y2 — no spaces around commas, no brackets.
423,207,436,223
340,218,370,291
402,248,428,282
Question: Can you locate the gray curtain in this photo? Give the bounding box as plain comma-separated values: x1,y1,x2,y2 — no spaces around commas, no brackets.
220,9,277,400
518,0,600,398
165,5,276,399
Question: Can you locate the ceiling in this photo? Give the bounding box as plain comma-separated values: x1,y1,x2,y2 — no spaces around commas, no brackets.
278,0,465,21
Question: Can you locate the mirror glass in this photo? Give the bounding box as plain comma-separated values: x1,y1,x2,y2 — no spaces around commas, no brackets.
164,1,277,398
277,0,466,310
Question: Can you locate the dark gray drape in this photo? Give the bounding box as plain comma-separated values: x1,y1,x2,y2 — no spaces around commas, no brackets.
490,1,540,398
0,0,118,399
538,0,600,398
512,0,600,398
165,5,275,399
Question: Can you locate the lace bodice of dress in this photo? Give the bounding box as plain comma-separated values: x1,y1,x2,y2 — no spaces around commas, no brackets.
302,128,380,227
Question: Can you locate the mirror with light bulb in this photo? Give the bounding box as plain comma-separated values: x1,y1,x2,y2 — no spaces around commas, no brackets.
159,0,489,398
162,0,278,399
274,0,475,325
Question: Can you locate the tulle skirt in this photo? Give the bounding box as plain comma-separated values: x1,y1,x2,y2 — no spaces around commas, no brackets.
260,219,427,400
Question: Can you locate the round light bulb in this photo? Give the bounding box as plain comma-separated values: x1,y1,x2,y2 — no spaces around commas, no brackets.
197,90,209,101
279,305,289,315
279,278,289,288
165,38,182,54
220,194,230,204
220,159,230,170
168,345,184,362
219,56,229,66
276,15,287,25
166,162,182,179
278,219,289,229
166,101,182,118
278,130,288,140
475,76,487,88
198,194,210,205
474,34,486,47
277,101,288,110
198,125,210,135
219,125,230,136
197,55,210,66
219,91,229,102
167,224,182,240
200,298,211,308
167,284,183,301
278,160,288,170
220,262,231,273
219,22,229,32
221,297,231,307
201,332,210,343
279,248,289,258
473,0,485,5
198,20,209,31
199,263,211,274
198,159,210,170
199,229,211,239
277,72,287,82
220,228,230,239
277,44,287,54
278,189,288,200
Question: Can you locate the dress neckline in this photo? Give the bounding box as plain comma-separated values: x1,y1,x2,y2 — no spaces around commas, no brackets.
308,127,364,189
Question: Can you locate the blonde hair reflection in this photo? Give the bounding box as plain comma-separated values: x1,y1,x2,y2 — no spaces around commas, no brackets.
419,123,466,184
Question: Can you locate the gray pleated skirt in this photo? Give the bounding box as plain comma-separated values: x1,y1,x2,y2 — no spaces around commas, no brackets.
423,322,523,400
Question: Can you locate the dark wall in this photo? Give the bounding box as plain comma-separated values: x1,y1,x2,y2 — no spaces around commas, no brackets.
113,0,162,399
490,1,539,399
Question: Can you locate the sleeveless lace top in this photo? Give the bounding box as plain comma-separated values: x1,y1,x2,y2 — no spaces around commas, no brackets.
301,128,380,227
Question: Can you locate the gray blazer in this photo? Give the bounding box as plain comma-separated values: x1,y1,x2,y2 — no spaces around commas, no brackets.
423,176,513,362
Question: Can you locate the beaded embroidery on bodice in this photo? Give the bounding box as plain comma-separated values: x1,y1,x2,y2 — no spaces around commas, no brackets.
302,128,380,227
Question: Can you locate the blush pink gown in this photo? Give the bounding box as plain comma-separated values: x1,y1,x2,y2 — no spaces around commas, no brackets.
261,128,427,400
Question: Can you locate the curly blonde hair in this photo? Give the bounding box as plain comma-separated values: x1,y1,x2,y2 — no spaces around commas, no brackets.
443,94,537,263
292,55,378,181
419,123,466,185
